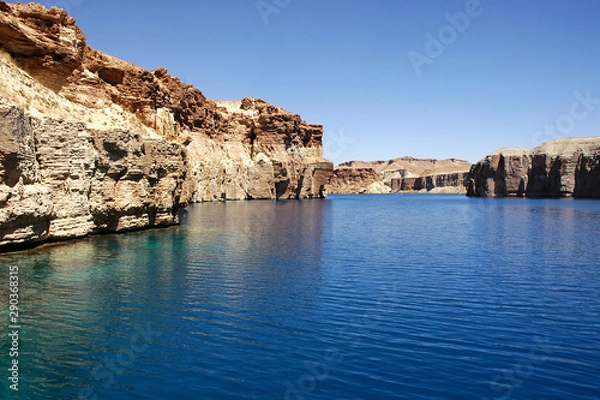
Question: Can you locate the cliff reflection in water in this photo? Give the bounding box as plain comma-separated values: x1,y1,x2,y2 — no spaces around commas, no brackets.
180,200,327,314
0,199,329,398
1,195,600,399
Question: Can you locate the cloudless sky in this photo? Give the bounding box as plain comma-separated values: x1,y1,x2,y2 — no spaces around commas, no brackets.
35,0,600,164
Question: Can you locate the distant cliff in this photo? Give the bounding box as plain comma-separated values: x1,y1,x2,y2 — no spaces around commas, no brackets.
327,167,391,194
467,137,600,197
329,157,471,194
391,172,469,194
0,2,332,249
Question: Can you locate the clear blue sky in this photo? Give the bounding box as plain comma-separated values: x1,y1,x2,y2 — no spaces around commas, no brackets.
37,0,600,164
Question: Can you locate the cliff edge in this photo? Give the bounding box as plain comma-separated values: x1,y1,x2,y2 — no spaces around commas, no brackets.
0,2,332,249
328,157,471,194
467,137,600,197
327,167,391,194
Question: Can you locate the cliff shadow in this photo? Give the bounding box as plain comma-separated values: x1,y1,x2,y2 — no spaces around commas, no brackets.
574,154,600,197
526,155,562,197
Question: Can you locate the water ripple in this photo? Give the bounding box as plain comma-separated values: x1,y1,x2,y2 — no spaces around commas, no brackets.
0,195,599,399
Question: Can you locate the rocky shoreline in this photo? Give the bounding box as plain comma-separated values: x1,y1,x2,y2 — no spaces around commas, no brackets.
328,137,600,198
1,2,599,251
467,137,600,198
0,2,332,250
327,157,472,195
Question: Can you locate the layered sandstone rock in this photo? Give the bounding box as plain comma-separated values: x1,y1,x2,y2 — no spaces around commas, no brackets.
187,98,332,202
0,2,332,249
340,157,471,186
466,137,600,197
0,2,85,92
332,157,471,194
0,101,187,248
327,167,391,194
391,172,469,194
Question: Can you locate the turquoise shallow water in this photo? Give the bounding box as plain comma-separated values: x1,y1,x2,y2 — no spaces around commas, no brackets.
1,194,599,399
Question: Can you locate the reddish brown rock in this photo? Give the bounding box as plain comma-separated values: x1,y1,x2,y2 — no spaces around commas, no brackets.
327,167,390,194
334,157,471,194
391,172,469,193
467,138,600,197
0,2,85,91
0,1,332,250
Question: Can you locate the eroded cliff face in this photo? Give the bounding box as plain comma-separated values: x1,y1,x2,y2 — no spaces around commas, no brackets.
327,167,391,194
467,138,600,197
391,172,469,194
331,157,471,194
187,99,332,201
0,101,187,248
0,2,332,249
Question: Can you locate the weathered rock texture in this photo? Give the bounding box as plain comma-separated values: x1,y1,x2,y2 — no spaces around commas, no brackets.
391,172,470,194
188,99,332,202
0,101,187,248
467,137,600,197
0,2,332,249
330,157,471,194
327,167,391,194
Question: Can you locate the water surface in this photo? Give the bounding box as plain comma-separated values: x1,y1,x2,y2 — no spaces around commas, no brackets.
1,195,599,399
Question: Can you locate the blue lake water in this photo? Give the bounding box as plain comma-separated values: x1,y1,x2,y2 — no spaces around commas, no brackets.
1,194,599,399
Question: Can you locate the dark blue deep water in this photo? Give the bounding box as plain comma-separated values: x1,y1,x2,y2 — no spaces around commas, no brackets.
1,195,600,399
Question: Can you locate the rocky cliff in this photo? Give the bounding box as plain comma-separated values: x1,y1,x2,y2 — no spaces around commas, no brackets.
466,137,600,197
390,172,469,194
331,157,471,194
0,101,187,248
0,2,332,249
327,167,391,194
